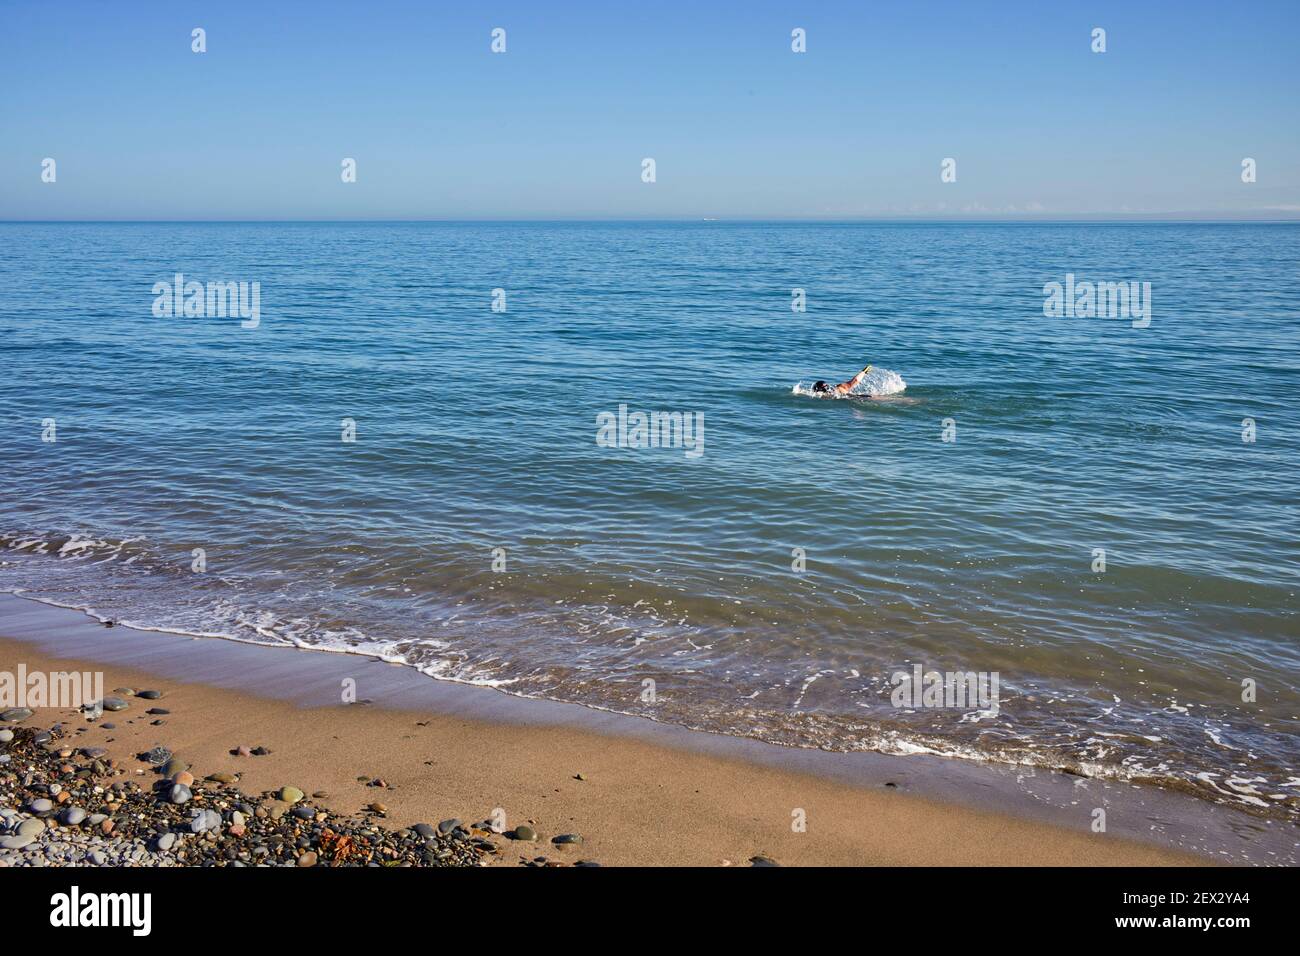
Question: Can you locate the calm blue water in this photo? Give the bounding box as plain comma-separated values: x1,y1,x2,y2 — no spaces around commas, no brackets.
1,222,1297,818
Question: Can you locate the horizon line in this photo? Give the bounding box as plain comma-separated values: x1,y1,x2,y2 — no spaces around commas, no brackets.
3,216,1300,225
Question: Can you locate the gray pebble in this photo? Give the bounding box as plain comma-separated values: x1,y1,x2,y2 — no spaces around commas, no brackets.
190,809,221,833
60,807,87,826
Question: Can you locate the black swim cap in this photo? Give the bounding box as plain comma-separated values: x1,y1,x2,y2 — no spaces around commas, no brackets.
812,380,829,393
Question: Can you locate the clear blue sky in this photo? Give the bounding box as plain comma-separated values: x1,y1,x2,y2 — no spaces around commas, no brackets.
2,0,1296,220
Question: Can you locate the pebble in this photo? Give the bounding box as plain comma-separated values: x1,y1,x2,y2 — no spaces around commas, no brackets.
279,786,304,804
190,809,221,833
206,771,238,784
161,757,189,778
1,708,34,722
146,708,170,716
80,747,107,759
511,824,537,841
552,833,583,845
101,697,130,712
0,729,14,743
137,690,164,700
0,722,539,869
60,807,87,826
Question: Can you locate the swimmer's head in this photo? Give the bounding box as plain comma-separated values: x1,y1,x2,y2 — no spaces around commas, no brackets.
812,380,831,394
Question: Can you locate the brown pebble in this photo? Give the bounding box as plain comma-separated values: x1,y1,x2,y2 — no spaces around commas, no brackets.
173,771,195,787
101,819,114,835
297,851,318,867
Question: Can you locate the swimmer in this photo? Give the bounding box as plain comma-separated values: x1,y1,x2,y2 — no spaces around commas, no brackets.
811,365,872,397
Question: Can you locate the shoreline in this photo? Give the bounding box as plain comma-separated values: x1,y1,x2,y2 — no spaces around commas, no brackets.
0,593,1286,866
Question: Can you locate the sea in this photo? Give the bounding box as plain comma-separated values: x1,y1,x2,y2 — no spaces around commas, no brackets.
2,221,1296,821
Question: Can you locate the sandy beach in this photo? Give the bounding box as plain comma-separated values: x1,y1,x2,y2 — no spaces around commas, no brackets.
0,604,1216,867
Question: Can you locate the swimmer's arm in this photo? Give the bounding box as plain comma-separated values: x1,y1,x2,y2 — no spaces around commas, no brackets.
835,364,873,394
